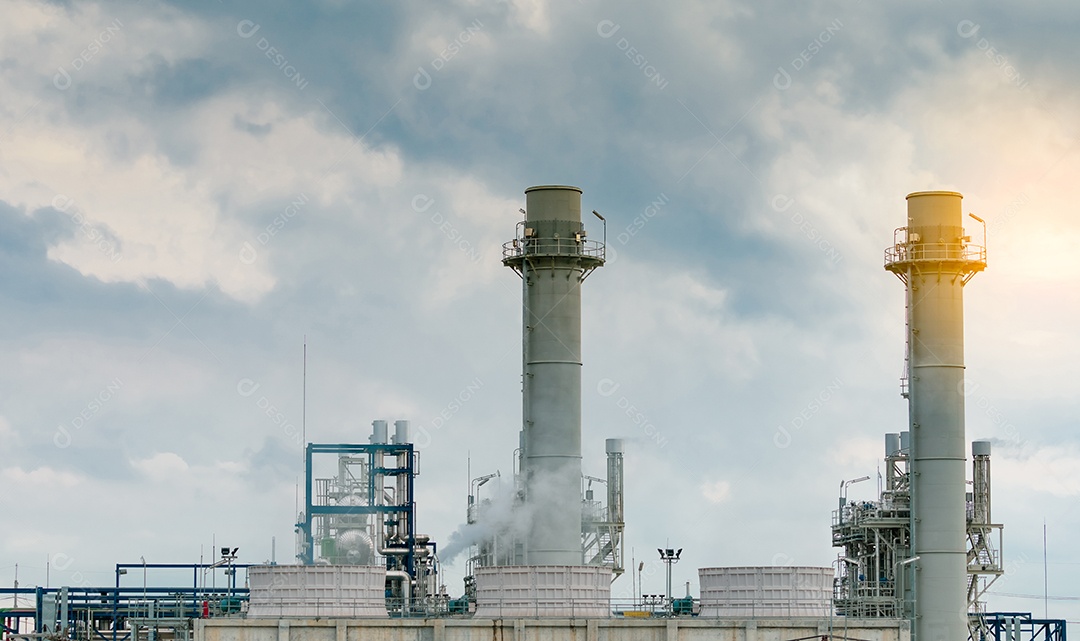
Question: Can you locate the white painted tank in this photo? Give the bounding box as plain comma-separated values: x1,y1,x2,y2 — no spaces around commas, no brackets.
473,565,611,618
247,565,388,617
698,566,832,617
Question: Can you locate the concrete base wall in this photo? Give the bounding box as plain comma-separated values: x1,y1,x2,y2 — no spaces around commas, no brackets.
198,616,909,641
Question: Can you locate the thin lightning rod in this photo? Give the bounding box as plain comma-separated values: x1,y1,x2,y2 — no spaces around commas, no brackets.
302,337,307,454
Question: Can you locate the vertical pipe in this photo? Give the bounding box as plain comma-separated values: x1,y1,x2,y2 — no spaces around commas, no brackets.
972,441,991,524
304,444,314,565
394,420,411,560
665,561,672,612
407,443,416,582
1043,522,1048,620
394,420,410,445
113,567,119,641
371,420,388,445
59,587,67,637
886,191,985,641
606,439,624,525
607,438,626,576
885,434,900,492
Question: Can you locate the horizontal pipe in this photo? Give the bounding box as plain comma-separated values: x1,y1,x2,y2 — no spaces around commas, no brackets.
386,570,411,605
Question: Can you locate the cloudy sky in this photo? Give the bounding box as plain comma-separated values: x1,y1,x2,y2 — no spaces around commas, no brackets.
2,0,1078,623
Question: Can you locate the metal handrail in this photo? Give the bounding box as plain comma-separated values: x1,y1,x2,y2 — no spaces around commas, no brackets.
884,242,986,267
502,238,606,261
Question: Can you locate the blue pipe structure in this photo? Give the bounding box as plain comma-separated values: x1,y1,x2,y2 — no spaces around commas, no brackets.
298,443,417,581
1,562,256,641
972,613,1066,641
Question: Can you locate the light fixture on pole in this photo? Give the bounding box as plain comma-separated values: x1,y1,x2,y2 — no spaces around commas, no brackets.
220,547,239,598
838,476,871,523
832,556,859,618
894,555,921,619
829,557,861,639
658,548,682,615
592,210,606,251
140,556,147,613
637,561,644,609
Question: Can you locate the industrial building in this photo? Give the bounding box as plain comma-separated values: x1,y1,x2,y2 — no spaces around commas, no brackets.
1,188,1066,641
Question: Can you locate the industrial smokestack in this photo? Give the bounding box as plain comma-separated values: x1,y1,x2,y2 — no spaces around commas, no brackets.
885,191,986,641
606,438,625,526
503,185,605,565
971,440,992,525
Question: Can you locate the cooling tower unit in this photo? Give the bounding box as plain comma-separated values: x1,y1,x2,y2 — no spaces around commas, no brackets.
884,191,986,641
246,565,388,617
698,567,833,618
503,185,605,565
473,565,612,618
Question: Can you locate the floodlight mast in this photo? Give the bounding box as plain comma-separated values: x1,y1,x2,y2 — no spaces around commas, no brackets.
659,548,682,614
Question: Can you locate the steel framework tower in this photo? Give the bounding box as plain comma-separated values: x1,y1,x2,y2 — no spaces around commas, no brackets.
503,185,605,565
884,191,986,641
